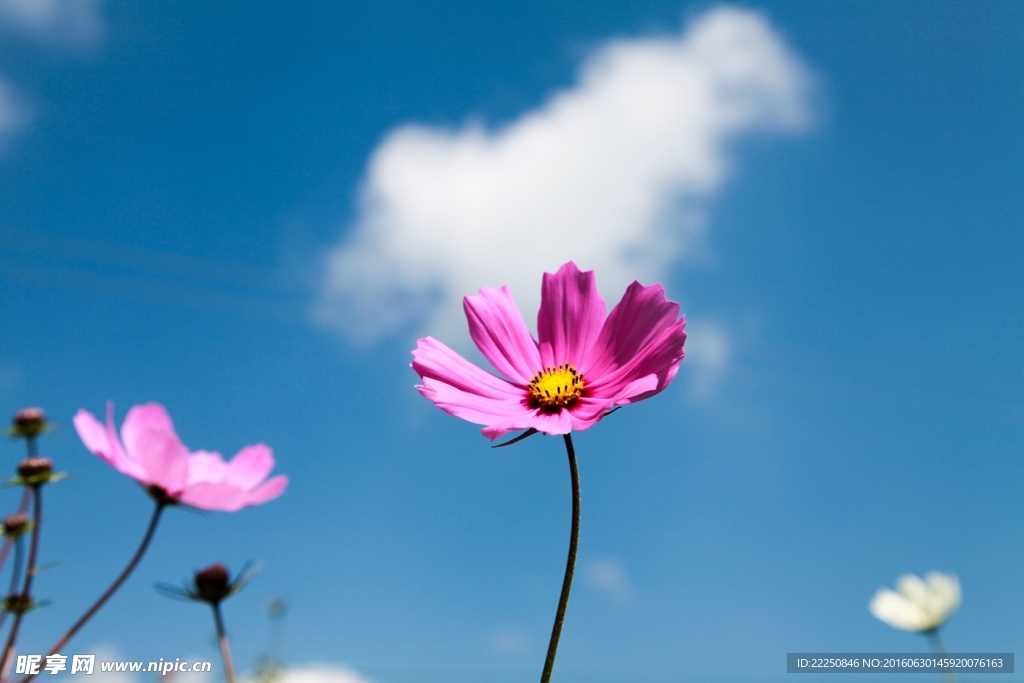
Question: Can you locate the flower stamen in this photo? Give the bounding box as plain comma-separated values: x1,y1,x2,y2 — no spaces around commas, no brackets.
528,364,584,412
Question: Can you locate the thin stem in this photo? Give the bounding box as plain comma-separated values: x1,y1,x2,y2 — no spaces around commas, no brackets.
0,487,42,681
0,535,26,636
539,433,581,683
0,489,35,583
24,437,36,459
0,486,33,675
212,602,236,683
19,502,165,683
924,629,958,683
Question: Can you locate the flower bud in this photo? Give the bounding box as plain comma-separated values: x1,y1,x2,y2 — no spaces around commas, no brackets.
2,513,29,538
194,563,232,602
11,408,46,438
17,456,53,484
2,593,32,614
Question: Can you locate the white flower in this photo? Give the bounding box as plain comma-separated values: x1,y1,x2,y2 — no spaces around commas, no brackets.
870,571,961,632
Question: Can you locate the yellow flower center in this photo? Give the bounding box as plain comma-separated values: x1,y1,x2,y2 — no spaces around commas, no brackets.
528,364,584,411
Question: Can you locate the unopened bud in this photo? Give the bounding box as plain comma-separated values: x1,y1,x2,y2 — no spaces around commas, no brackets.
2,513,28,538
11,408,46,438
1,593,32,614
17,456,53,483
194,563,231,602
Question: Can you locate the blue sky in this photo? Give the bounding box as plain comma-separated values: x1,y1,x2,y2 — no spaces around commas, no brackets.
0,1,1022,682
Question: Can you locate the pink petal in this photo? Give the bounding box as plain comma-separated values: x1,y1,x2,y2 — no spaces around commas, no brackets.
582,280,682,381
121,403,180,458
413,337,538,437
186,450,229,486
566,396,617,432
134,428,190,495
480,408,573,439
179,481,247,512
412,336,594,439
614,375,660,403
73,409,146,480
241,475,288,507
105,402,133,472
180,476,287,512
524,409,573,435
586,318,687,405
73,409,109,453
416,374,581,441
225,444,275,491
418,376,533,428
413,337,527,399
464,286,542,384
537,262,606,369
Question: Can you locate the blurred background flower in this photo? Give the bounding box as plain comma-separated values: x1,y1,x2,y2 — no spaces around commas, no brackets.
870,571,961,633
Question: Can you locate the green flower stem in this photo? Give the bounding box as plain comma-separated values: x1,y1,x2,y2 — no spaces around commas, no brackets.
19,502,165,683
539,433,581,683
212,602,237,683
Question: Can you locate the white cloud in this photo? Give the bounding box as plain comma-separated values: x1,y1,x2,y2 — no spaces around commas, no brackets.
317,6,813,343
0,0,104,48
683,320,731,397
252,664,374,683
0,0,102,145
488,626,530,654
0,77,29,140
585,558,635,605
56,650,371,683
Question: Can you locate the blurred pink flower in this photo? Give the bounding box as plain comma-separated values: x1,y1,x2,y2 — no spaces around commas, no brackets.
73,403,287,511
412,262,687,439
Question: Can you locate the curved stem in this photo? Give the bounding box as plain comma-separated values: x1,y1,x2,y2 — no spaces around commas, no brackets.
212,603,236,683
19,502,165,683
0,487,42,681
539,433,580,683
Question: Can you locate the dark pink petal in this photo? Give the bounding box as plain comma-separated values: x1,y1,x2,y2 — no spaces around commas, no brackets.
537,262,606,369
134,428,190,495
413,337,526,399
186,450,228,486
72,408,146,480
179,481,247,512
525,409,573,435
586,318,687,405
464,286,541,384
480,408,573,439
413,336,534,435
567,396,617,432
582,280,682,381
225,444,275,491
121,403,180,458
241,475,288,507
417,377,532,429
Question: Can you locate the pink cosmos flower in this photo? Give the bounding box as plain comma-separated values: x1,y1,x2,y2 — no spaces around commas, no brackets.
412,262,687,439
73,403,287,512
